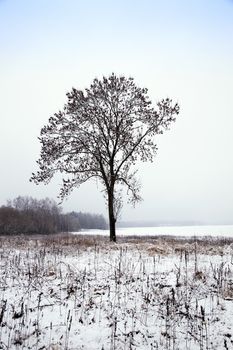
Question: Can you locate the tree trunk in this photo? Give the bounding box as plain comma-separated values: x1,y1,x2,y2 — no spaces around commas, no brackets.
108,189,116,242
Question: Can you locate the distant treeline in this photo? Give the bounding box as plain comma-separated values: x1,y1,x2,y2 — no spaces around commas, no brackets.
66,211,107,231
0,196,107,235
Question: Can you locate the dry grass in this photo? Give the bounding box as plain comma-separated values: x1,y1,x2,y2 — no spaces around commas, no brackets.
0,233,233,349
0,233,232,255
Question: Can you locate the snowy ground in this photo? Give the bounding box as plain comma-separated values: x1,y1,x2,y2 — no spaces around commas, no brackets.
78,224,233,237
0,234,233,349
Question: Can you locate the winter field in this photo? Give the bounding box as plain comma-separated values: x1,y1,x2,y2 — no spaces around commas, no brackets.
79,224,233,238
1,230,233,349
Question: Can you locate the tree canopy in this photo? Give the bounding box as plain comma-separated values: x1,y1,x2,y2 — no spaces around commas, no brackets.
31,74,179,241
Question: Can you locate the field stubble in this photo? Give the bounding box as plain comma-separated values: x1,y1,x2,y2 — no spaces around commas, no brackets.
0,234,233,349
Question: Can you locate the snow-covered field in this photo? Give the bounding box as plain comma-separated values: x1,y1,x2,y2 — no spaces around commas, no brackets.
78,224,233,238
0,234,233,349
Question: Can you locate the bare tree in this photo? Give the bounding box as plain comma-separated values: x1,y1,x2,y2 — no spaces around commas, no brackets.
30,74,179,242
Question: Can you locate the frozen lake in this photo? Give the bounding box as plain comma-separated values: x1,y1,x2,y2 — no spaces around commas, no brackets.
76,225,233,237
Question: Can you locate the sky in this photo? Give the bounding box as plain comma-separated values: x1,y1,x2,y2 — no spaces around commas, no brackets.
0,0,233,223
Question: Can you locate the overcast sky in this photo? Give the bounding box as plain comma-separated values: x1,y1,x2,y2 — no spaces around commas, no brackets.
0,0,233,223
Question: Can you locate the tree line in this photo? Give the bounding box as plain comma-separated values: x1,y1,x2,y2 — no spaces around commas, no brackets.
0,196,107,235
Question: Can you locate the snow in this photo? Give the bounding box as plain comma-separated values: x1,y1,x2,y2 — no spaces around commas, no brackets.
0,235,233,349
78,224,233,237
